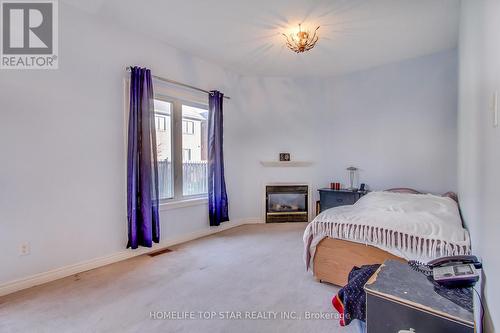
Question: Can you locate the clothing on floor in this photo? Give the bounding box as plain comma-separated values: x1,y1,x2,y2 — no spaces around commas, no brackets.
332,264,381,326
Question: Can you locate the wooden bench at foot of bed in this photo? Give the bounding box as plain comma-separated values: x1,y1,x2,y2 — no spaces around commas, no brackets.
313,237,406,286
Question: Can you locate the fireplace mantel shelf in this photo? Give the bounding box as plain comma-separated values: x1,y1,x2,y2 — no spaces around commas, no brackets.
260,161,314,167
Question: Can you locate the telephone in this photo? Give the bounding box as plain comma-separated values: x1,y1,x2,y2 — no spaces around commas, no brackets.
408,255,481,288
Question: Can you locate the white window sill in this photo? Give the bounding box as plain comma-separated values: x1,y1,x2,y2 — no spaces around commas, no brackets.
159,197,208,211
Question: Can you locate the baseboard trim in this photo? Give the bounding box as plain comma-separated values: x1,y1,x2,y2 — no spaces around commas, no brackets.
0,218,261,297
241,217,265,224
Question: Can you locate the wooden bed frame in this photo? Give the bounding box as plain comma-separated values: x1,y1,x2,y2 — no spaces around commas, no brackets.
313,238,405,286
312,188,458,286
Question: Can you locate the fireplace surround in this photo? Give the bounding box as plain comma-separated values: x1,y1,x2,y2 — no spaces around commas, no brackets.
265,185,308,223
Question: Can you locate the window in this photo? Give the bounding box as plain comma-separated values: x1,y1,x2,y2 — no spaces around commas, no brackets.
154,100,173,200
182,120,195,134
182,105,208,196
182,148,192,162
153,96,208,201
155,115,167,132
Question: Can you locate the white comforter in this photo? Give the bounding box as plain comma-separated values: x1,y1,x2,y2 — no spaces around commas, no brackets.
303,191,471,269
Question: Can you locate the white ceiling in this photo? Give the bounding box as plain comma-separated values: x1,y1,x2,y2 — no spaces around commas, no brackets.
62,0,459,77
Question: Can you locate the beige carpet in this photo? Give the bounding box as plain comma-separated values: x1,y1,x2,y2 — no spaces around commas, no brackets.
0,223,360,333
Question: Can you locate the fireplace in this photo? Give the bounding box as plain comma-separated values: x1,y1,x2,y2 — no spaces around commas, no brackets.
266,185,308,223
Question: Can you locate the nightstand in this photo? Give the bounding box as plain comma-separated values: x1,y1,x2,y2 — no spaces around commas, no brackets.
318,188,367,212
364,260,475,333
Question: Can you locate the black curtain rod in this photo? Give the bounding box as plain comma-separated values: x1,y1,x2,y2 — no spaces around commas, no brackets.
126,67,230,100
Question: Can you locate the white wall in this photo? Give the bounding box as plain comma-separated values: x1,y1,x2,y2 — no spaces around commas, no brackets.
0,3,240,285
226,50,458,222
459,1,500,332
321,49,458,193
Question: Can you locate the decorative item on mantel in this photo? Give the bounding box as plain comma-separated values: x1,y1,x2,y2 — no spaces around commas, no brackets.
279,152,291,162
346,166,359,191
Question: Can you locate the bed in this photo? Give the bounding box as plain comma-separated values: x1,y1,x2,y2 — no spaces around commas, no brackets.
303,188,471,286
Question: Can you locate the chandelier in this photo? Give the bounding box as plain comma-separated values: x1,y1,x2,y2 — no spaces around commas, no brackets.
282,24,320,53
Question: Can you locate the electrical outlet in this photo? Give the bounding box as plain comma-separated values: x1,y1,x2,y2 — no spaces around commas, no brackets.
19,243,30,256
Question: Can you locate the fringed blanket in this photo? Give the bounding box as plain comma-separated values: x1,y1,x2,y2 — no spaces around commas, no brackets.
304,191,471,270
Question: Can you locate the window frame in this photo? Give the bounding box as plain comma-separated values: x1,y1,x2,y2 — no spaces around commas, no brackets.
154,94,208,203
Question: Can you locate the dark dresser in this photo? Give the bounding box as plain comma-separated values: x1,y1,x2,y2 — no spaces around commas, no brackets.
318,188,367,212
364,260,475,333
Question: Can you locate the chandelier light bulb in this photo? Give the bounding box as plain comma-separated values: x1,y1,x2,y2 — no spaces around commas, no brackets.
283,23,320,53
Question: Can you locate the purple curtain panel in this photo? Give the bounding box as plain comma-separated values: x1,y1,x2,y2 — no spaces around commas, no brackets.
127,67,160,248
208,91,229,226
